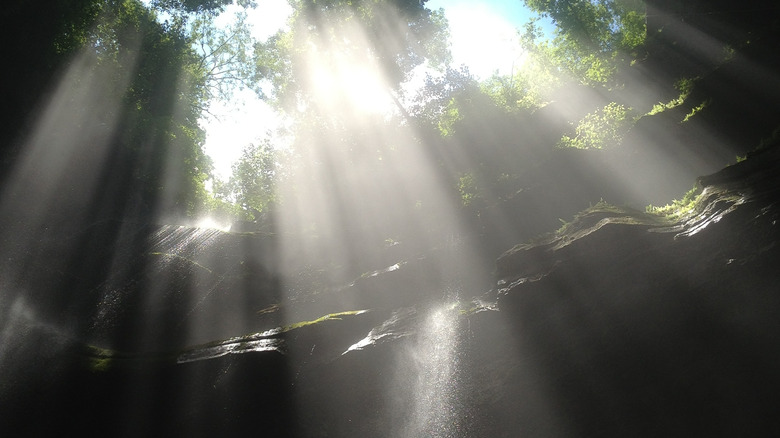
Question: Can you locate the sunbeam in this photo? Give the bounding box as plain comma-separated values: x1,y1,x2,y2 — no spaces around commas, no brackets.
306,41,394,115
3,0,780,436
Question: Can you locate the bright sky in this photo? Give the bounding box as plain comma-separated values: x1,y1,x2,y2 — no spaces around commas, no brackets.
427,0,543,79
200,0,292,180
199,0,549,180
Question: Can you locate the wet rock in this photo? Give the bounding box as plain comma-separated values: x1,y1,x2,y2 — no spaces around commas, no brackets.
493,145,780,436
3,142,780,436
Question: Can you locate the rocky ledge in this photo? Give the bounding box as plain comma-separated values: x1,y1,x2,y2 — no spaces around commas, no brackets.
3,145,779,437
490,144,780,436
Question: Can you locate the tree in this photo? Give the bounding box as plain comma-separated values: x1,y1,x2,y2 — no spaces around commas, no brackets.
1,0,103,169
244,0,455,245
187,8,260,103
150,0,240,14
523,0,646,85
558,102,633,149
216,139,278,218
409,66,478,135
78,0,214,219
255,0,451,114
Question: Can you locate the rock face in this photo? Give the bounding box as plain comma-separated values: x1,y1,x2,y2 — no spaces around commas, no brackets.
492,144,780,436
2,146,780,436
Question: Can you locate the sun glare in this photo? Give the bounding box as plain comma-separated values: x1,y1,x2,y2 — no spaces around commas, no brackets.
195,217,231,232
196,0,533,180
200,89,282,180
444,3,526,78
307,48,393,115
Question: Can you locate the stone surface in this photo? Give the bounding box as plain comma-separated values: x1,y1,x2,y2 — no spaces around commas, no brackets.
2,146,780,436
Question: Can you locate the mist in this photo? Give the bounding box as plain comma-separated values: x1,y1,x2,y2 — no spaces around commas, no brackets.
2,0,780,436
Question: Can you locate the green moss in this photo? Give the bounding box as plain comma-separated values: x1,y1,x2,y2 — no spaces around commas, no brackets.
457,300,496,316
89,357,114,372
77,344,177,372
79,345,116,372
281,310,367,332
530,200,663,245
75,310,368,372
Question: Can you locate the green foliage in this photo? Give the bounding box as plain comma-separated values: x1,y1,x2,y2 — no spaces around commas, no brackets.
457,173,478,207
438,98,463,137
480,54,561,111
421,8,453,70
479,75,521,111
254,31,294,104
558,102,632,149
214,139,278,217
645,77,697,116
409,66,477,132
189,9,260,101
522,0,646,85
681,99,710,123
74,0,215,218
254,0,450,113
473,19,565,113
646,185,702,219
151,0,239,14
51,0,104,55
721,44,736,62
640,76,709,124
524,0,646,52
528,199,662,245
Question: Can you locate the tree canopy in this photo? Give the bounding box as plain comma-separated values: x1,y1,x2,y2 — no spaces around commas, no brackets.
523,0,646,85
4,0,780,238
255,0,450,114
